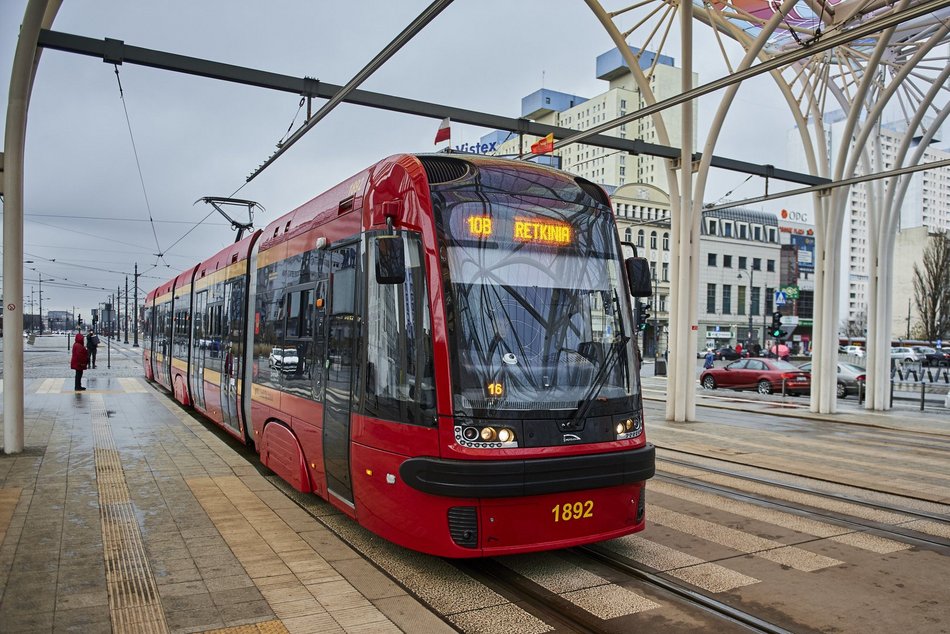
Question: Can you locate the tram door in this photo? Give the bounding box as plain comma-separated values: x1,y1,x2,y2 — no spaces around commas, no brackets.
323,245,359,504
220,278,244,434
191,291,208,411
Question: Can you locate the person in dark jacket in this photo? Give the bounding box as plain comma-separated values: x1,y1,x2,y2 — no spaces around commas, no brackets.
86,329,100,369
71,332,89,391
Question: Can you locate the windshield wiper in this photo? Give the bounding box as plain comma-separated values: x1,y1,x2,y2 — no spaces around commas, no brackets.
565,335,629,429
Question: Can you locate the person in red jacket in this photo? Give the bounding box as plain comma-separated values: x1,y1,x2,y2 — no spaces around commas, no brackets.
71,332,89,391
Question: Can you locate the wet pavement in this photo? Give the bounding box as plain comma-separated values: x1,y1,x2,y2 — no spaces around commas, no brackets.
0,335,451,633
0,336,947,632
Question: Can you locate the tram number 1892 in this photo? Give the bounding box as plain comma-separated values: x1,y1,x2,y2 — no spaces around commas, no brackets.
551,500,594,522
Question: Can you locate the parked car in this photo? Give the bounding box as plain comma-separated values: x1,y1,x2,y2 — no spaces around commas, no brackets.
269,347,299,371
700,358,811,396
912,346,950,367
842,345,865,358
713,346,742,361
890,346,918,364
799,361,865,399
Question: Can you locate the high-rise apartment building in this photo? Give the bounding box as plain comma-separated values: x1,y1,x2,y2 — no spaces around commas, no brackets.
787,114,950,332
482,46,697,193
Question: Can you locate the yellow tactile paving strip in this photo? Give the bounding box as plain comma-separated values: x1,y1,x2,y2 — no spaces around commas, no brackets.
91,393,170,633
188,476,400,634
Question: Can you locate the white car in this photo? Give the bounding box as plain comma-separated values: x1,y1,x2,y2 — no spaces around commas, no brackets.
269,347,299,371
890,346,917,364
842,345,864,358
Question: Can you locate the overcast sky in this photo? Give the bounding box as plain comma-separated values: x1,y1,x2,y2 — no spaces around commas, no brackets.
2,0,815,317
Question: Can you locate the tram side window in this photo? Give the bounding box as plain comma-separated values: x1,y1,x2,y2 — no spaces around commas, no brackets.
364,234,436,426
174,308,190,358
158,303,171,356
206,299,224,374
253,265,281,391
281,286,314,398
193,291,207,352
144,307,154,350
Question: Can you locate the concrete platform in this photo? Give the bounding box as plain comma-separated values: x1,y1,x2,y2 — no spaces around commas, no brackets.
0,340,453,634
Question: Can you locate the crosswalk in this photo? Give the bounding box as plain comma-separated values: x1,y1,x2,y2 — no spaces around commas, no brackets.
30,376,150,394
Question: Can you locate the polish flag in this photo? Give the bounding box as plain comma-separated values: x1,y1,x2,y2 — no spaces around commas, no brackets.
434,117,451,144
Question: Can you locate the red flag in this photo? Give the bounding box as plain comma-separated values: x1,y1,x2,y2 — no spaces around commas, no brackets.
531,132,554,155
434,117,451,144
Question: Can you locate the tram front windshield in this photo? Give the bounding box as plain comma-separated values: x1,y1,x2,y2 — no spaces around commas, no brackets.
433,169,639,418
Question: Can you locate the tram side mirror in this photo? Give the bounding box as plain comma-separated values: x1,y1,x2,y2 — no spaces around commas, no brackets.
625,257,652,297
375,235,406,284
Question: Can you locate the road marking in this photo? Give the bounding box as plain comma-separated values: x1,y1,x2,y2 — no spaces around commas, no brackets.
500,554,659,619
602,535,760,592
649,506,843,572
118,377,149,393
37,378,65,393
651,480,911,554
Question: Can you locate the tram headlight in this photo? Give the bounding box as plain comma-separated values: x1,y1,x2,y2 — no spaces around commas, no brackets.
480,427,497,441
616,416,643,439
497,428,515,443
461,426,479,441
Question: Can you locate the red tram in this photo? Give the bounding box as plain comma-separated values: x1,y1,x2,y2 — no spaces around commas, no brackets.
143,154,655,557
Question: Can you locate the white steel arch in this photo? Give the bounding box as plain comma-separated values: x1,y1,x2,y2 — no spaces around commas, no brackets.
584,0,950,417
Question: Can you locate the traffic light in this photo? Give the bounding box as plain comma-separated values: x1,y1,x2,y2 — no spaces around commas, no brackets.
770,311,787,338
637,302,651,331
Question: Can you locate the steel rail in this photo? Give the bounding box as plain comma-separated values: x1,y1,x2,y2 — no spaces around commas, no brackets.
578,545,794,634
656,453,950,523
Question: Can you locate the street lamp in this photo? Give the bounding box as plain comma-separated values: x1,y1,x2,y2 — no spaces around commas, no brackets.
737,269,755,347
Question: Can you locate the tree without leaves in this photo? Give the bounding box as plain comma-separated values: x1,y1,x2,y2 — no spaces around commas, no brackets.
840,309,867,339
912,231,950,342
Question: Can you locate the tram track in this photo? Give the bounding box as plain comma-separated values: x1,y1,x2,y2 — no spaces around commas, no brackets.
455,558,604,634
574,545,793,634
653,443,950,508
654,453,950,550
457,549,793,634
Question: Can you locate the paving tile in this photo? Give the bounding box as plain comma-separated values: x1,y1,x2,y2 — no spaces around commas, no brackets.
329,604,391,629
281,612,345,634
328,558,406,601
163,606,226,633
203,574,256,593
210,586,266,608
52,605,112,633
56,589,110,610
1,609,55,632
158,580,210,598
372,595,457,634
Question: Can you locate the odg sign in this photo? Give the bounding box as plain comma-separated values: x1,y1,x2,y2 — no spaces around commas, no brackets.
780,209,809,223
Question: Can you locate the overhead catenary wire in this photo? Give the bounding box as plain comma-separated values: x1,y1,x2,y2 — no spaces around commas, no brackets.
112,64,167,268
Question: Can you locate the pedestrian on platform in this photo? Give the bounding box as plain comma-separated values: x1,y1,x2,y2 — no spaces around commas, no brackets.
71,332,89,391
86,329,100,369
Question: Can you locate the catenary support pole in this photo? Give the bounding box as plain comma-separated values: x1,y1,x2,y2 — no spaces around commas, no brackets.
133,263,139,347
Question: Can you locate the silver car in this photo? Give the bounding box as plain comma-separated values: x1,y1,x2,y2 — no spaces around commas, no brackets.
799,361,866,398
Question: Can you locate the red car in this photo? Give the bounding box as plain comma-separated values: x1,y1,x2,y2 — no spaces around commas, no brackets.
700,358,810,395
